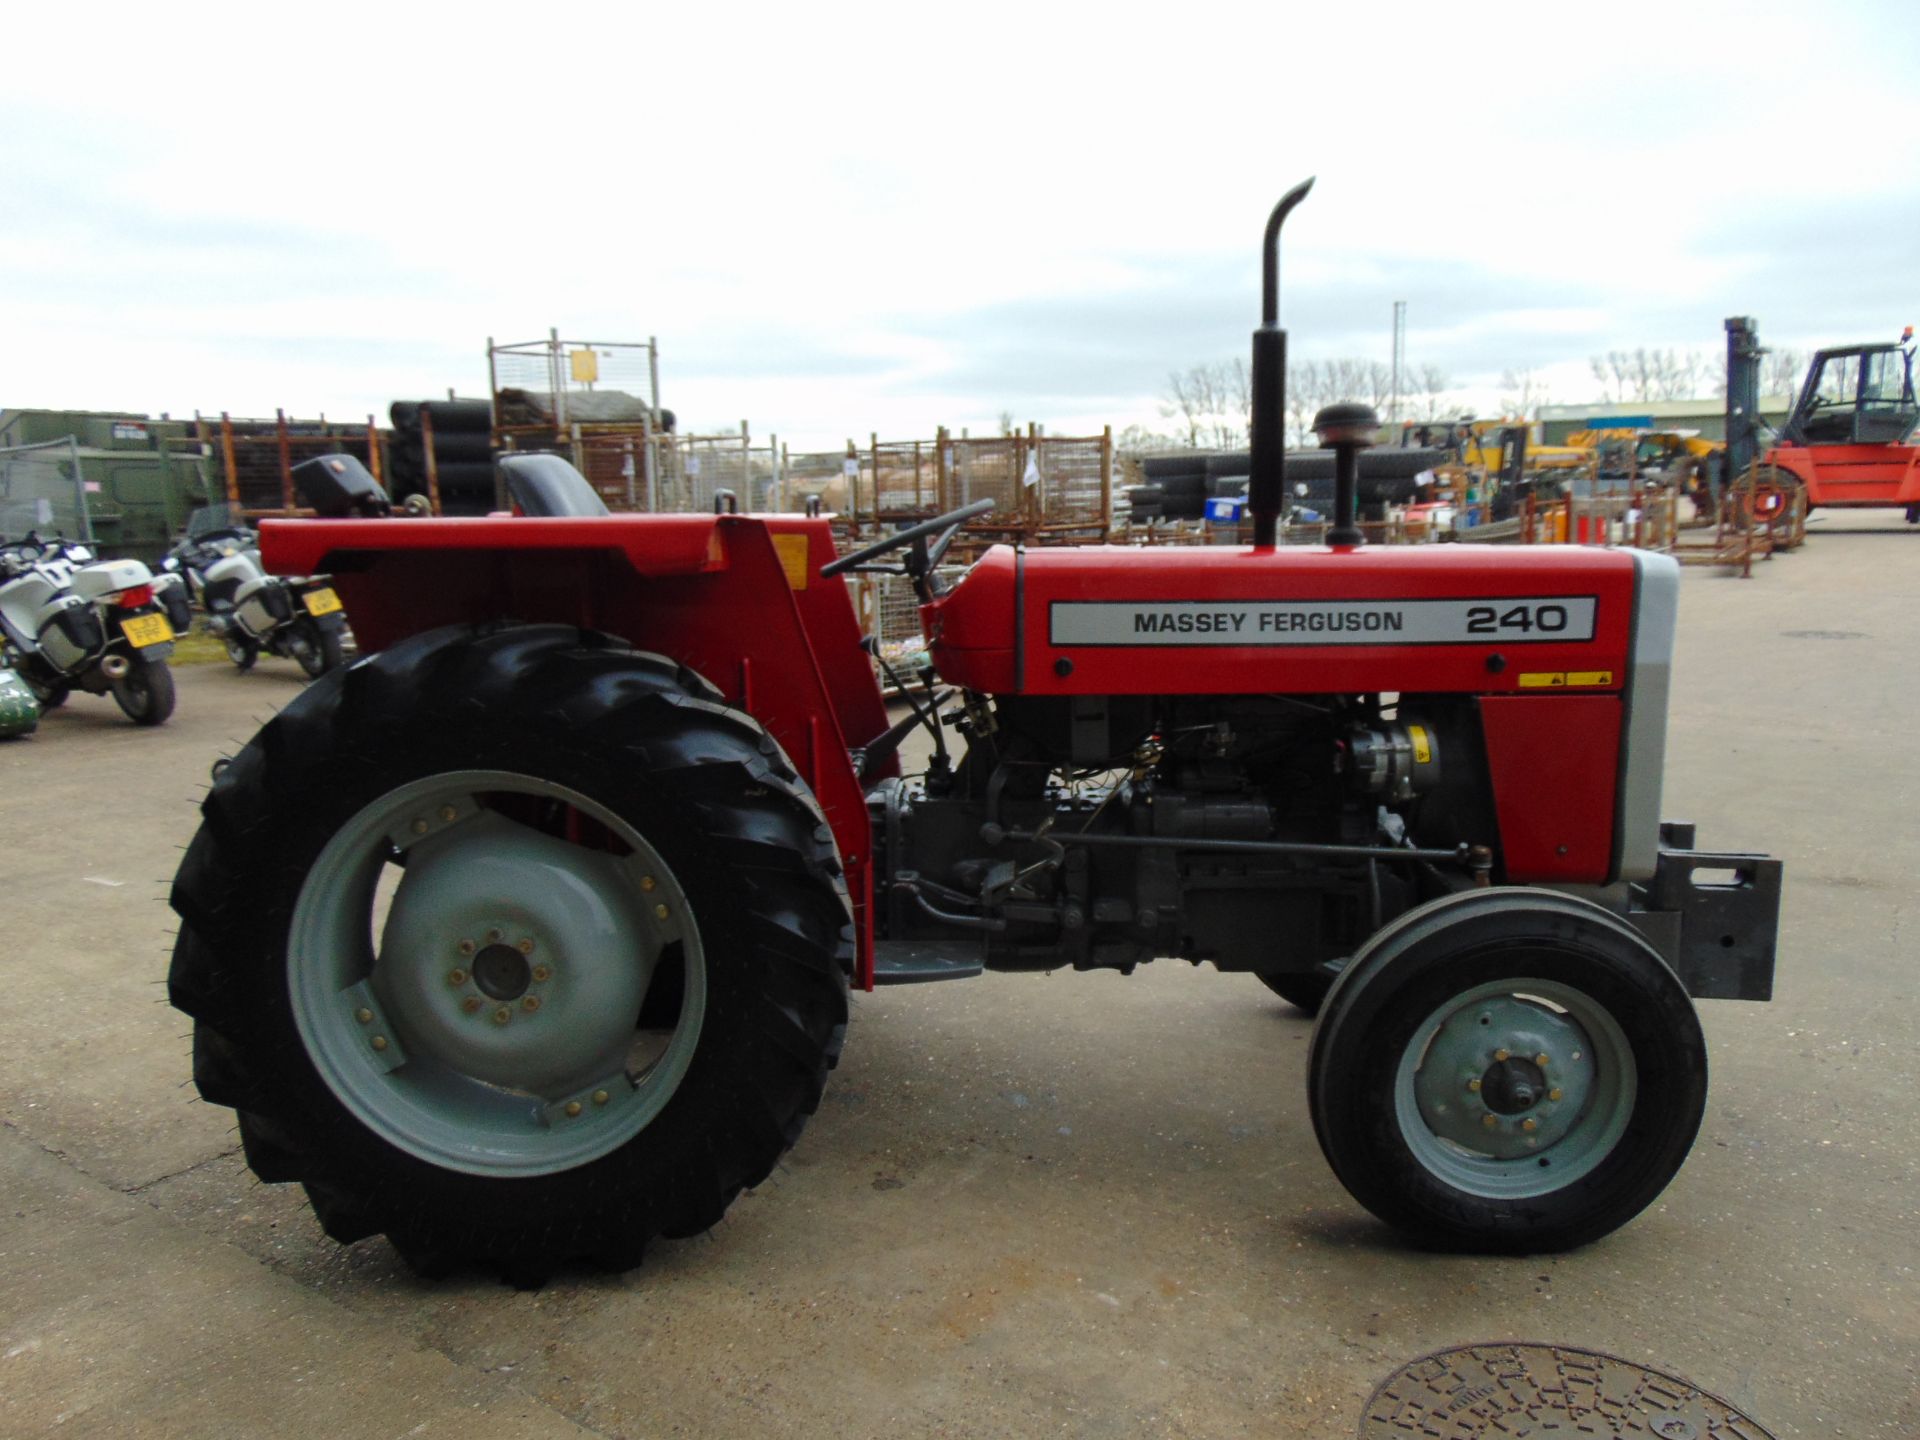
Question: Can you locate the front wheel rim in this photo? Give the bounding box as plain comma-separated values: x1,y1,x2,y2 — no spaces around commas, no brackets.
288,770,707,1177
1393,976,1636,1199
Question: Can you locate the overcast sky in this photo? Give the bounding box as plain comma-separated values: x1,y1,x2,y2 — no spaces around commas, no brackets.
3,1,1915,450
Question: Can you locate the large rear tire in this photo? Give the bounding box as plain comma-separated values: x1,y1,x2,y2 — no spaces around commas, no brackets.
168,625,852,1281
1309,889,1706,1253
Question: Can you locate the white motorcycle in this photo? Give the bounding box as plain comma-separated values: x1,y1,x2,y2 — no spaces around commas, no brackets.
162,508,347,678
0,534,187,725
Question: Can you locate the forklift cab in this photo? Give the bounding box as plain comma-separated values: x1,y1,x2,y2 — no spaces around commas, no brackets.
1783,335,1918,446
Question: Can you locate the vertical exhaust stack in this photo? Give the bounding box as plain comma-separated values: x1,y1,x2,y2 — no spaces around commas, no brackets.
1249,177,1316,550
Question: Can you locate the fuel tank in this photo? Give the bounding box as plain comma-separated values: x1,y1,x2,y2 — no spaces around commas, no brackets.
924,543,1643,699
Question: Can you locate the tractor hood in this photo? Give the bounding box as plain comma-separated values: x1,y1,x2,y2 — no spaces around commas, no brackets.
925,543,1644,698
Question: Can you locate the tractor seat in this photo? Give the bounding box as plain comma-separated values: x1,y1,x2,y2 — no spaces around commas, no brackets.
497,454,612,517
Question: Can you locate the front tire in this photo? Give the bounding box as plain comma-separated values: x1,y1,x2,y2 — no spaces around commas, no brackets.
112,656,175,725
1309,889,1706,1253
168,625,851,1281
1256,970,1331,1015
226,634,259,671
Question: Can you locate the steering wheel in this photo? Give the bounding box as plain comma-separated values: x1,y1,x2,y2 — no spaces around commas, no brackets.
819,498,996,591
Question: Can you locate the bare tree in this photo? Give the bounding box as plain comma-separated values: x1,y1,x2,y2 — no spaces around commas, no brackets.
1285,359,1325,447
1499,366,1551,419
1160,369,1206,448
1222,357,1251,443
1115,423,1186,457
1762,347,1808,399
1588,347,1715,403
1404,363,1459,422
1323,358,1394,413
1161,362,1251,450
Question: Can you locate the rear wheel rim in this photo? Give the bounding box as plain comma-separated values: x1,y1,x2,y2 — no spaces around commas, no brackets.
289,769,706,1177
1393,976,1635,1199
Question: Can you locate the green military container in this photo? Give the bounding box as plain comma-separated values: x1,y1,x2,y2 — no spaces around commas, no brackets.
0,667,40,738
0,410,213,567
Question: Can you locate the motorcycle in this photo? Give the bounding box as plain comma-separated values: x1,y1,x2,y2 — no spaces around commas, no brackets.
162,507,348,678
0,533,186,725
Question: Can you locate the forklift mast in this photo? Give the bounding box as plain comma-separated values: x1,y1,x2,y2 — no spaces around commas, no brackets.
1724,316,1765,485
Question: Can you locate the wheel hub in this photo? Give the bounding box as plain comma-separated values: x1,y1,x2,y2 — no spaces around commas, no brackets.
472,943,533,1001
1413,993,1597,1161
371,811,661,1096
1478,1054,1546,1114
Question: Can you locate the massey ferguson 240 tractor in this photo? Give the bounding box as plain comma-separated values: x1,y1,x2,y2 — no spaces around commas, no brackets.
170,182,1781,1281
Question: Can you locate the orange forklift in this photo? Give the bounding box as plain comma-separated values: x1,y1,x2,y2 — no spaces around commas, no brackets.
1727,317,1920,522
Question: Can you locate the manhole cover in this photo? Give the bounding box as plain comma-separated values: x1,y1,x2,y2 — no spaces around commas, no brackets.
1359,1342,1775,1438
1781,629,1866,640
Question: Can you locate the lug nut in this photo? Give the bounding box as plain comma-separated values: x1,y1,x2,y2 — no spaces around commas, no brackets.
411,819,429,835
1535,1053,1550,1067
654,903,670,920
1548,1088,1563,1102
565,1101,583,1118
492,1006,511,1025
486,928,503,944
1466,1078,1482,1093
463,996,484,1014
458,939,476,957
522,995,541,1013
641,875,657,892
1482,1114,1499,1130
440,805,457,822
517,937,535,955
371,1035,389,1052
447,968,467,987
592,1089,610,1106
355,1007,373,1025
531,965,551,982
1493,1048,1510,1062
1522,1118,1538,1132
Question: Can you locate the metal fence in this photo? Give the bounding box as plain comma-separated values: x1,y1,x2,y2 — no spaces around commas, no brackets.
854,566,967,674
197,412,384,515
776,447,860,514
942,428,1113,542
0,438,90,542
652,430,781,513
870,437,941,519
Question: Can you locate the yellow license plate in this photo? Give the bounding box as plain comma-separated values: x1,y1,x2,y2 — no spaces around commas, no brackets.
303,587,343,617
122,613,174,647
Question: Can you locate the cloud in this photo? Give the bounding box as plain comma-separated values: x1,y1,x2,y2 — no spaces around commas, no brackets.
2,0,1915,446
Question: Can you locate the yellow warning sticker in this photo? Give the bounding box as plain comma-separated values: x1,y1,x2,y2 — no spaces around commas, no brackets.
1408,724,1432,765
772,532,811,590
1518,671,1614,689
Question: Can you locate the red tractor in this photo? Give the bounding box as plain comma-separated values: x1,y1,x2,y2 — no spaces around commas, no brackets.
171,183,1781,1282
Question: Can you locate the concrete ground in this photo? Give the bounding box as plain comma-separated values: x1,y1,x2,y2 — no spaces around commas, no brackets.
2,513,1915,1438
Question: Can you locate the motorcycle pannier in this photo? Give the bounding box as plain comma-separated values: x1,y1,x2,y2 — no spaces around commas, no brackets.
237,579,294,637
37,594,105,671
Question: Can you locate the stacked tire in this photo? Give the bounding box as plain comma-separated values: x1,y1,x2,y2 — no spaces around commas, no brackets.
1137,455,1208,523
388,401,497,517
1218,448,1454,518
